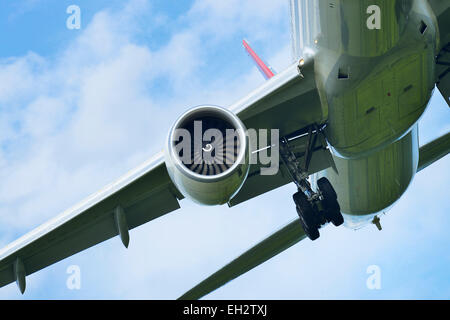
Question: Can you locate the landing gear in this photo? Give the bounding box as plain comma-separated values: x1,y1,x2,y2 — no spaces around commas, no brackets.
317,177,343,227
280,125,344,240
293,191,320,240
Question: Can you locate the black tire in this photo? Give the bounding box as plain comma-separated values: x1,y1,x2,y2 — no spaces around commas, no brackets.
293,192,320,240
317,177,337,200
324,200,344,226
317,177,343,226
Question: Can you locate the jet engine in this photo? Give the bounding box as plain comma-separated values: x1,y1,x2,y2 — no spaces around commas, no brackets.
164,105,249,205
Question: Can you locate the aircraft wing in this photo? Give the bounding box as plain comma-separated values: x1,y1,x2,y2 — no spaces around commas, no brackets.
179,219,306,300
0,58,331,293
0,153,183,293
178,132,450,300
417,131,450,172
178,131,450,301
229,59,333,207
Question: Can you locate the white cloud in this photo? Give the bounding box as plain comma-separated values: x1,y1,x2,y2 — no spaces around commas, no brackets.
0,0,293,298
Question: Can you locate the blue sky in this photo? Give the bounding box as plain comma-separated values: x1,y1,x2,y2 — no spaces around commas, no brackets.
0,0,449,299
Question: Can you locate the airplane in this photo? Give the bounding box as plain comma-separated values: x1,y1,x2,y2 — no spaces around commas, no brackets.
0,0,449,299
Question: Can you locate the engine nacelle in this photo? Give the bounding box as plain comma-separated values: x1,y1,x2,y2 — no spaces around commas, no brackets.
164,105,249,205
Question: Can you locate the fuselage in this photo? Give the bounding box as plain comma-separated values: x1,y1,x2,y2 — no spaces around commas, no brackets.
307,0,438,228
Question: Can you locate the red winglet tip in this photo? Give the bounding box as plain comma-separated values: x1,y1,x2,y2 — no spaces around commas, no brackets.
242,39,274,80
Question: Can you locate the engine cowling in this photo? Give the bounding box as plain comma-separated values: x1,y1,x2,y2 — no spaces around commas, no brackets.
164,105,249,205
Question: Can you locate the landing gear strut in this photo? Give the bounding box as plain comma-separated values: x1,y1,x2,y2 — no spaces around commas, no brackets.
280,125,343,240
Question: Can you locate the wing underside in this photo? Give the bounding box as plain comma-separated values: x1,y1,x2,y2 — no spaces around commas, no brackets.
179,219,306,300
178,132,450,300
0,57,329,294
0,154,183,291
418,131,450,172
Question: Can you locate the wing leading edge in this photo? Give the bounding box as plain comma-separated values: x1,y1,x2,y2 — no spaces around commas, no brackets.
0,153,183,292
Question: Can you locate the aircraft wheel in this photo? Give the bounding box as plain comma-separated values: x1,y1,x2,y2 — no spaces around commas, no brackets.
317,177,337,200
293,191,320,240
323,200,344,226
317,177,344,227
